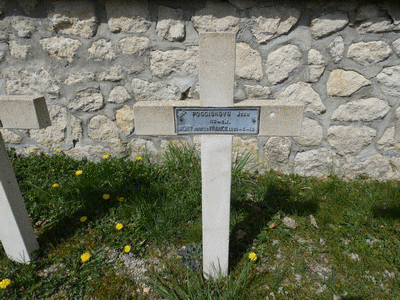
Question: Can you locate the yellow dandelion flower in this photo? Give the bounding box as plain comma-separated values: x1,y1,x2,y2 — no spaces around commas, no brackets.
80,216,87,222
81,252,91,262
29,150,34,153
45,152,49,155
136,156,143,161
118,197,124,202
76,170,83,176
56,149,61,152
0,279,11,289
116,223,123,230
52,183,59,188
103,194,110,200
124,245,131,253
51,169,55,172
248,252,257,261
102,154,109,159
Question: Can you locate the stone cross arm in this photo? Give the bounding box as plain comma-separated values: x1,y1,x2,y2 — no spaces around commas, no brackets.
133,99,304,137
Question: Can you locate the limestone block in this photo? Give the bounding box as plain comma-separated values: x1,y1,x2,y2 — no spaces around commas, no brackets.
48,1,97,38
228,0,257,10
264,137,291,171
88,115,125,154
340,155,398,180
327,125,376,155
377,66,400,96
294,148,338,177
276,82,326,115
65,145,110,162
16,0,37,14
105,0,150,34
0,42,7,61
116,105,134,135
308,49,325,82
128,138,158,161
9,41,30,59
40,37,81,62
377,127,400,152
156,6,185,42
131,78,181,102
293,117,323,146
4,68,60,99
233,137,258,169
244,84,271,99
355,5,399,34
99,65,125,82
88,39,116,61
355,5,384,22
159,140,191,159
192,1,240,33
30,105,82,149
327,69,371,97
107,86,131,103
118,36,150,56
311,12,349,39
248,6,300,43
328,36,344,63
11,17,35,38
150,48,198,78
347,41,391,66
65,72,95,85
266,44,302,85
67,89,104,112
331,98,390,122
236,42,263,80
0,129,22,144
393,38,400,56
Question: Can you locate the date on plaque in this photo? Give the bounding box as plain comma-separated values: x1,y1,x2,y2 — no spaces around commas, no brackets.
175,107,260,135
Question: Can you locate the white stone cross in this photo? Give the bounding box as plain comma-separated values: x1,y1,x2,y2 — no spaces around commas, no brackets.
133,33,304,277
0,95,51,263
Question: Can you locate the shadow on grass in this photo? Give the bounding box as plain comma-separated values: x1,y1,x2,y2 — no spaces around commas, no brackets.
372,204,400,219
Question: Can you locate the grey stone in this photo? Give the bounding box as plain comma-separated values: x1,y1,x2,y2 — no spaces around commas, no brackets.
340,154,399,180
192,1,240,33
118,36,150,56
293,117,323,146
236,42,263,80
99,65,125,82
264,137,291,171
16,0,37,14
311,12,349,39
105,0,150,34
228,0,257,10
48,1,97,38
347,41,392,66
248,6,300,43
131,78,181,102
107,86,131,103
65,145,110,162
327,69,371,97
276,82,326,115
65,72,95,85
30,105,82,149
294,148,339,177
88,115,125,154
11,17,35,38
9,41,30,59
308,49,325,82
244,84,271,98
355,5,384,22
376,127,400,153
0,129,22,144
327,125,376,155
355,6,399,34
377,66,400,96
150,48,198,78
283,217,298,229
40,37,82,62
4,68,60,99
393,38,400,56
88,39,116,61
68,89,104,112
115,105,134,135
331,98,390,122
266,44,302,85
128,138,158,162
156,6,185,42
328,36,344,63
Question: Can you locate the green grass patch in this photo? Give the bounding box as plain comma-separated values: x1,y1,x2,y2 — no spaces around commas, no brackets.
0,145,399,299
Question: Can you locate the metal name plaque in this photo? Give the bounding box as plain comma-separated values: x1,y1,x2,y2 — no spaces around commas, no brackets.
175,107,260,135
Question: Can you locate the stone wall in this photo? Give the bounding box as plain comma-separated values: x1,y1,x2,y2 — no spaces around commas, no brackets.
1,0,400,180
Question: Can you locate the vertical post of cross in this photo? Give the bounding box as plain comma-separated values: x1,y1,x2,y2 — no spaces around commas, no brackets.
199,32,236,277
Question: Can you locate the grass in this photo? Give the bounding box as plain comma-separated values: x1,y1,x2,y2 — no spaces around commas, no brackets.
0,143,399,299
